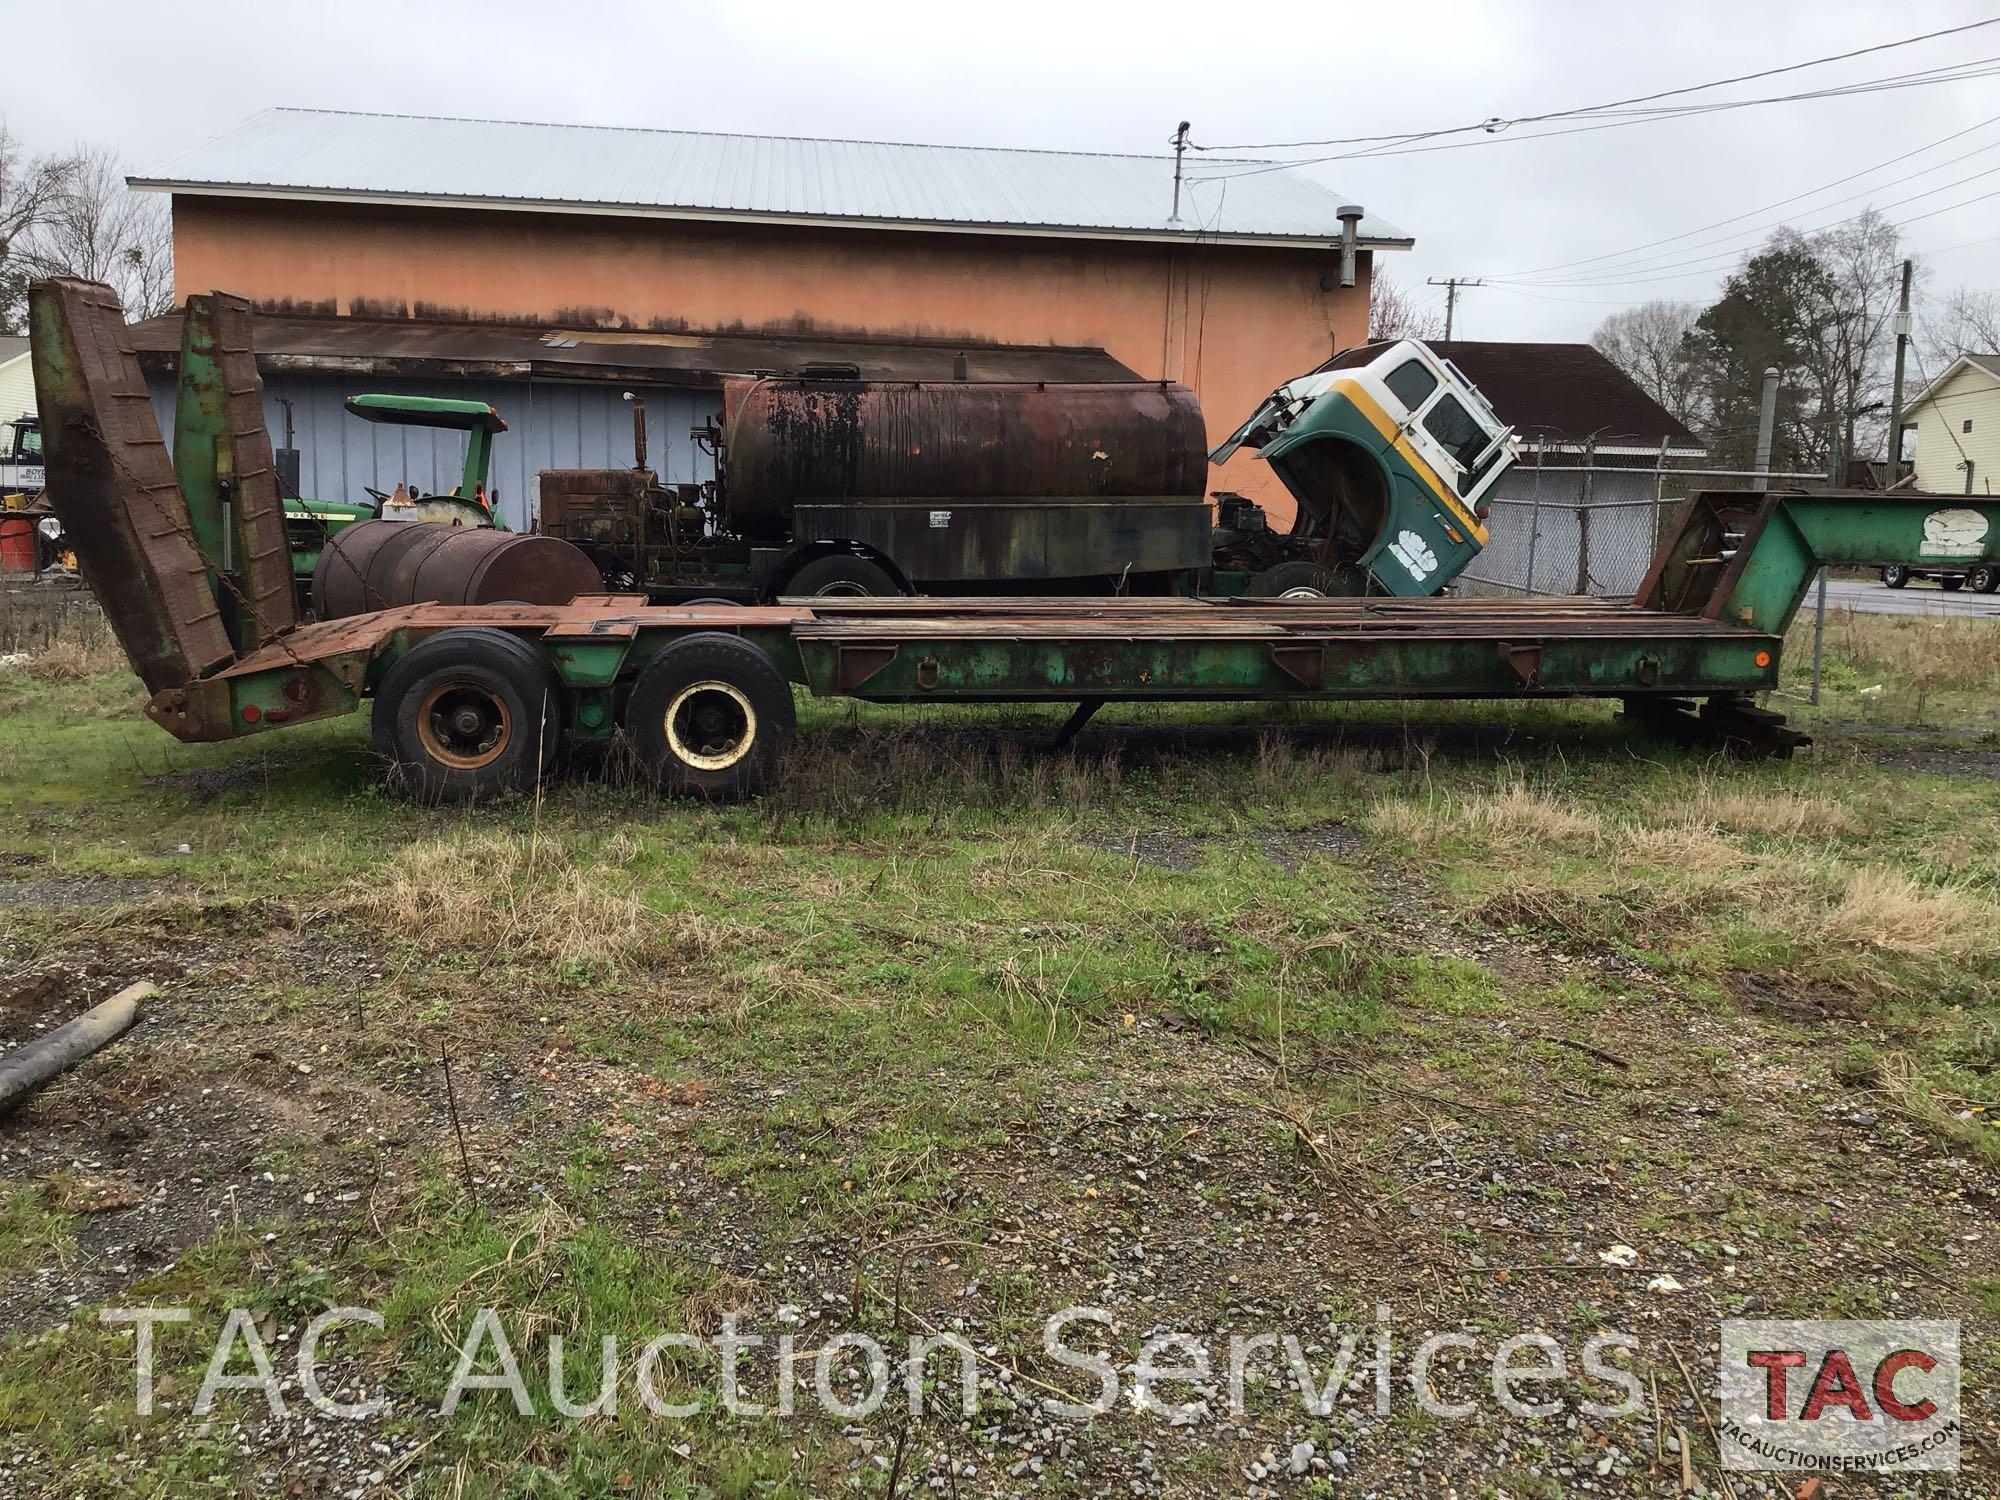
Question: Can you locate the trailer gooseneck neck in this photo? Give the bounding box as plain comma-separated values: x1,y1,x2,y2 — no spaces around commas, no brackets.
29,277,2001,800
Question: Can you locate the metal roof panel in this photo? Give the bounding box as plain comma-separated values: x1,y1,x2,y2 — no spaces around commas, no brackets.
137,108,1410,246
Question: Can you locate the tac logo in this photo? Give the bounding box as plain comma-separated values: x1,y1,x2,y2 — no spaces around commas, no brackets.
1719,1320,1959,1473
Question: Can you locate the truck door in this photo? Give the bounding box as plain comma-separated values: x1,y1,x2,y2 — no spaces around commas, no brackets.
1361,358,1489,596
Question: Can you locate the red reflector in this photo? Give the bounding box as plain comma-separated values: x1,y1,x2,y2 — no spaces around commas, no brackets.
1754,651,1771,668
241,704,262,723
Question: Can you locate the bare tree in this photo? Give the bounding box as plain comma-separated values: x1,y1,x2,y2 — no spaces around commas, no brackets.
1920,284,1999,363
1369,269,1445,342
0,122,81,333
15,146,174,321
1799,210,1908,469
1588,299,1704,430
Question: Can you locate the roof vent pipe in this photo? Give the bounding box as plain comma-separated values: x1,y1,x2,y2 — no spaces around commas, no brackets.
1336,205,1364,288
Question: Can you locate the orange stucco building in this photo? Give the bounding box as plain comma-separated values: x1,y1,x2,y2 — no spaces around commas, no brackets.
141,110,1413,526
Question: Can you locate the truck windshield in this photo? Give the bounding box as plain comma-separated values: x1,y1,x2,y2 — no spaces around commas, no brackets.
19,426,40,460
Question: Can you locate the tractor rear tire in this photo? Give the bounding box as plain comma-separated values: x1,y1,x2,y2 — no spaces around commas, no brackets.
626,632,796,798
372,628,562,802
1971,564,2000,594
783,554,903,598
1880,565,1909,588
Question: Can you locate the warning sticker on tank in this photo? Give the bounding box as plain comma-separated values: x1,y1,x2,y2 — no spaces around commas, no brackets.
1388,529,1439,581
1918,507,1989,556
929,511,952,528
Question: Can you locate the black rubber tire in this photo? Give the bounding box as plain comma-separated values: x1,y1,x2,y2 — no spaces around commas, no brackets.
625,632,796,798
1972,565,2000,594
1939,575,1964,592
782,554,903,598
371,628,562,802
1245,561,1336,598
1880,565,1909,589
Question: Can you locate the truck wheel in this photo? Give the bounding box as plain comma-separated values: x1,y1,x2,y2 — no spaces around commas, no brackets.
1971,564,2000,594
371,628,562,802
1939,575,1964,592
1246,561,1335,598
783,554,903,598
626,633,796,798
1879,565,1909,588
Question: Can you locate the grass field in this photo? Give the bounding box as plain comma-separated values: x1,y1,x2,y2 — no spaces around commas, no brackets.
0,602,1994,1498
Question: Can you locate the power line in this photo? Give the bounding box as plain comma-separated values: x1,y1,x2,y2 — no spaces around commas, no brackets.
1485,191,2000,310
1495,190,1995,292
1189,19,1997,153
1185,62,1996,184
1482,116,1998,279
1496,164,1999,287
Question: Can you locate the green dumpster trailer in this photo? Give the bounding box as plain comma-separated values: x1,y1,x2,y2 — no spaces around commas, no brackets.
31,278,2000,801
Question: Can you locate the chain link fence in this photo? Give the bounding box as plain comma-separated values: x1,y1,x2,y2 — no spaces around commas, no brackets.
1458,461,1827,599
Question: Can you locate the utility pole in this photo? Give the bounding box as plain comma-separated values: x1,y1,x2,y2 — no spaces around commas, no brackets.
1753,366,1780,492
1887,257,1913,475
1426,277,1484,339
1169,121,1191,224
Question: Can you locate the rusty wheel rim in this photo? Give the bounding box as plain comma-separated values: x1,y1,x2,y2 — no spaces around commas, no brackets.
665,681,756,772
416,682,512,769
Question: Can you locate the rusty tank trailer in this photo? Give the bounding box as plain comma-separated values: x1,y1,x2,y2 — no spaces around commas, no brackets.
541,378,1220,601
719,377,1211,579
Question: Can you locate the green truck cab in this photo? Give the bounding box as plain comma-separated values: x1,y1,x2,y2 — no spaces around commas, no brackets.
1213,339,1515,596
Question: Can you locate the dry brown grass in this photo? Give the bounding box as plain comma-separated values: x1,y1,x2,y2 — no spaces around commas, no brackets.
1669,784,1854,839
1616,824,1755,881
1815,609,1998,694
1819,866,1993,958
19,636,131,682
346,829,734,976
1367,777,1603,851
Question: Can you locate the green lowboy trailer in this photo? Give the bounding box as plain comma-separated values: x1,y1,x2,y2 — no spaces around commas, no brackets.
30,278,2001,802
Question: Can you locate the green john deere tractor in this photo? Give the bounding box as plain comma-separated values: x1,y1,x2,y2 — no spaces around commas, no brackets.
283,393,508,584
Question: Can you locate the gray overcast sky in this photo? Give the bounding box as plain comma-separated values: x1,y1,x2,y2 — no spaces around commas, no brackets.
10,0,1998,342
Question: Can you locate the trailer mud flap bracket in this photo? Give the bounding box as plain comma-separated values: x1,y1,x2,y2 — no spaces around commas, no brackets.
1498,641,1543,690
834,643,898,693
1268,643,1326,691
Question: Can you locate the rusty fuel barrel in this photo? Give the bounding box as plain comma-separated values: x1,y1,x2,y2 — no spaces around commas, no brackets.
719,379,1208,541
313,519,604,619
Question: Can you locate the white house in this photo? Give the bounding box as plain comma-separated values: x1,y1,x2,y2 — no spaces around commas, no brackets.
0,336,32,432
1905,354,1998,496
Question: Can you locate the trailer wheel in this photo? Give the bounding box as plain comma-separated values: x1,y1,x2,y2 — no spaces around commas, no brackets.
783,554,903,598
626,633,796,798
1971,564,2000,594
372,628,562,802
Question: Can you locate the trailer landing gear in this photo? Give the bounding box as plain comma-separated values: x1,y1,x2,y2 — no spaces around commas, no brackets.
1620,695,1812,759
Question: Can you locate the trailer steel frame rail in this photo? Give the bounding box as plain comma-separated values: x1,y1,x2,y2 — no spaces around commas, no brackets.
30,276,2001,798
